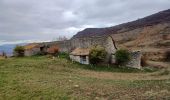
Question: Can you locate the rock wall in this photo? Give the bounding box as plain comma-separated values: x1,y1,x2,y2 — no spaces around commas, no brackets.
44,40,72,53
126,51,142,69
71,35,107,49
25,48,41,56
44,36,112,54
71,36,117,54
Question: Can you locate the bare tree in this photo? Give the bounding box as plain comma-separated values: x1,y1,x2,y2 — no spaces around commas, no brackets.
54,36,68,41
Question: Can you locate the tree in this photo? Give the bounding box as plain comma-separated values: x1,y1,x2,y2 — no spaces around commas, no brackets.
54,36,68,41
14,45,25,57
89,45,107,64
115,49,131,65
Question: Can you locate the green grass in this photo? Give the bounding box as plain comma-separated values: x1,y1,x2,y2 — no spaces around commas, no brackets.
159,69,170,76
0,56,169,100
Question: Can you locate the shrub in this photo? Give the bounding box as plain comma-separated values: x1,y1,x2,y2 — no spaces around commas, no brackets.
14,45,25,57
58,52,69,59
115,49,130,65
89,45,107,64
33,51,47,56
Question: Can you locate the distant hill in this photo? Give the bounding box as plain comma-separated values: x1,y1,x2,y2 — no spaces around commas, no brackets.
0,43,27,56
73,9,170,38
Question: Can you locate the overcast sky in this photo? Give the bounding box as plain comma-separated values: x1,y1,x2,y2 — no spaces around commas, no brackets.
0,0,170,45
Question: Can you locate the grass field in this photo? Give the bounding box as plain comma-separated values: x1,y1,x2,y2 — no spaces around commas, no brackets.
0,56,169,100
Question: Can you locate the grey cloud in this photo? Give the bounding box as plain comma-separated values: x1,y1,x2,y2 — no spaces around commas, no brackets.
0,0,170,44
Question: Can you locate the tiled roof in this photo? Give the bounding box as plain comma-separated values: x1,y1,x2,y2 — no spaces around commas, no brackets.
24,43,40,50
70,48,90,56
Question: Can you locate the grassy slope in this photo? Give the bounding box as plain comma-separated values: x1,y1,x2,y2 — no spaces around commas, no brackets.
0,56,169,100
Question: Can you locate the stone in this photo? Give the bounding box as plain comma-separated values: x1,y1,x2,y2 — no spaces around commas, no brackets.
74,85,79,88
126,51,142,69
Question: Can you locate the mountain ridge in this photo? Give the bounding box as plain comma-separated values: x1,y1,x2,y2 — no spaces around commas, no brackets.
73,9,170,38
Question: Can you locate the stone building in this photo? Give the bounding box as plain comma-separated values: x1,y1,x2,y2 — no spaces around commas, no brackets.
70,35,117,64
70,35,142,69
43,40,72,53
126,51,142,69
70,48,90,64
23,35,142,69
24,43,46,56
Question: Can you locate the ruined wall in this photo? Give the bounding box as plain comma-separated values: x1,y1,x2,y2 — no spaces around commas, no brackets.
105,36,117,54
56,40,72,53
44,35,117,55
44,40,72,53
71,36,117,53
126,51,142,69
25,48,41,56
70,36,107,49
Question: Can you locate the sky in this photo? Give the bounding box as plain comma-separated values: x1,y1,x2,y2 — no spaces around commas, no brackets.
0,0,170,45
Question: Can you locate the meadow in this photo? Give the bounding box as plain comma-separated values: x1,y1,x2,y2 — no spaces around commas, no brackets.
0,56,169,100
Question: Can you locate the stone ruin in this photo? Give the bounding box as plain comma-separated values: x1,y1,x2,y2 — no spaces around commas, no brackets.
126,51,142,69
27,35,142,69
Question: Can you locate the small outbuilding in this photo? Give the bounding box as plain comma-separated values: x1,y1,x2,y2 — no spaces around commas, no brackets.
70,48,90,64
24,43,46,56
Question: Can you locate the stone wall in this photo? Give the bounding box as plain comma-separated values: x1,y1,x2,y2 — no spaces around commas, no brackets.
43,35,117,55
44,40,72,53
56,40,72,53
71,36,117,53
126,51,142,69
25,48,41,56
70,35,107,49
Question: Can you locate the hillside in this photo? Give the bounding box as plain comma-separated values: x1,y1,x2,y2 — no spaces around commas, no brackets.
0,56,169,99
72,9,170,67
73,9,170,38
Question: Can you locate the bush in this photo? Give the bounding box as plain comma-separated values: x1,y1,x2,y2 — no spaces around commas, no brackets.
58,52,69,59
14,45,25,57
34,52,47,56
89,45,107,64
115,49,130,65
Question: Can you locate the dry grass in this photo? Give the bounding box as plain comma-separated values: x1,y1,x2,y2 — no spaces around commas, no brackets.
0,56,169,100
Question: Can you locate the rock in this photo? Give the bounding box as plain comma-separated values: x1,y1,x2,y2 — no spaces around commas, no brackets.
74,85,79,88
95,97,99,100
69,80,72,82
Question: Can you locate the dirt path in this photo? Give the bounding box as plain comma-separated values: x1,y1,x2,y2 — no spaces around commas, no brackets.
78,70,170,80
